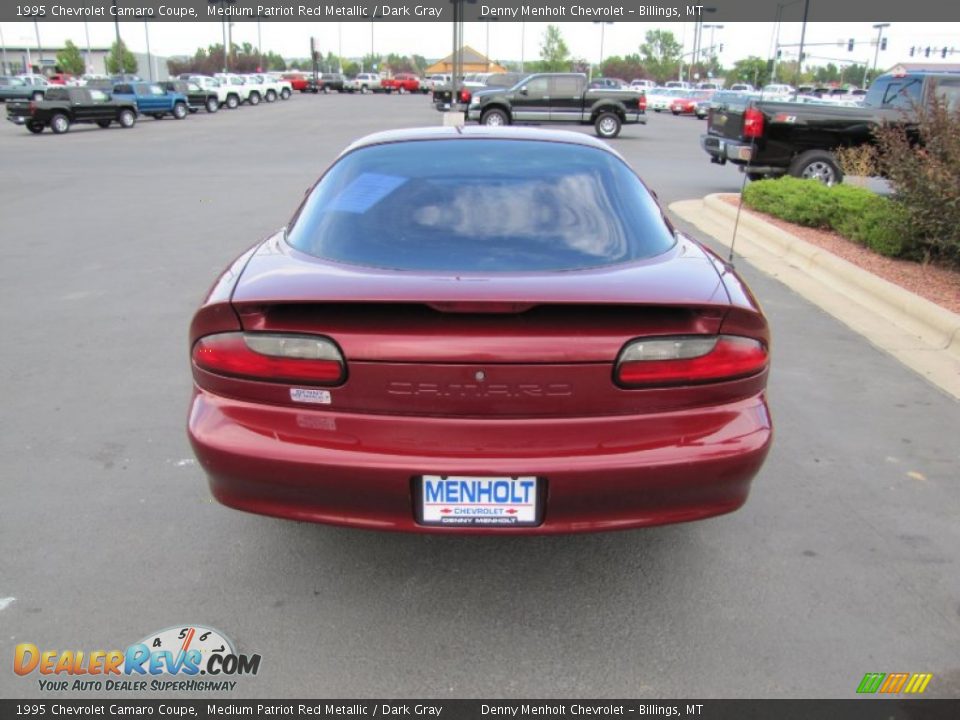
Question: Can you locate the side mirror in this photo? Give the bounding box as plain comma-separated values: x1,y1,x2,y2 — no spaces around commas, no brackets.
519,86,528,96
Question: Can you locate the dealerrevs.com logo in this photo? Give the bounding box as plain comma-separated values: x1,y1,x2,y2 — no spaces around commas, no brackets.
14,625,261,692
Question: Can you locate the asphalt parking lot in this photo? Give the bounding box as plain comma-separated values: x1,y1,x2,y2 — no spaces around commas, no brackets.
2,94,959,699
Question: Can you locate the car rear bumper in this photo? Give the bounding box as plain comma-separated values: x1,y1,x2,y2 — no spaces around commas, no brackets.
701,134,754,165
188,389,772,534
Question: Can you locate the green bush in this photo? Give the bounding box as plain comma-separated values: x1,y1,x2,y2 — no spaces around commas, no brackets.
742,178,914,259
874,92,960,265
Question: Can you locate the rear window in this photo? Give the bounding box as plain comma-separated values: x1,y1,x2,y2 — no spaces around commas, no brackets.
286,139,675,272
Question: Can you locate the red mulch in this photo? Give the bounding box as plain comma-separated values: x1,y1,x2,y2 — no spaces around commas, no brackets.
719,194,960,315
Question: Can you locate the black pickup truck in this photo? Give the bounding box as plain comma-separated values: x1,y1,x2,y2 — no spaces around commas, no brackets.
701,71,960,184
159,79,220,113
465,73,647,139
7,86,138,134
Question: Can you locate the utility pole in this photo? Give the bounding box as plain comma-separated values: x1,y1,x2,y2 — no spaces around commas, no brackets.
144,21,152,80
871,23,890,84
520,22,525,73
34,20,42,67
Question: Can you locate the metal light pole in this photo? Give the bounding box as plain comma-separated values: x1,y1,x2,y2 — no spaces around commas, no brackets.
111,1,121,46
144,22,152,81
221,18,227,72
520,22,525,73
34,20,42,67
772,0,801,84
593,22,613,78
0,23,8,75
257,20,262,71
338,23,343,73
794,0,811,88
871,23,890,83
485,22,490,72
84,20,92,73
704,24,723,58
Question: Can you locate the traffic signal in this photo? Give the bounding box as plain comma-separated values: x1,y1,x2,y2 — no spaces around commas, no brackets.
925,47,931,57
719,43,724,52
910,46,915,56
880,38,887,51
943,47,949,58
847,38,854,51
777,49,782,59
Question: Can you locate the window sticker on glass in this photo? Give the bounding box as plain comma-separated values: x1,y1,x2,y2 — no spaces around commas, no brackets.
327,173,407,214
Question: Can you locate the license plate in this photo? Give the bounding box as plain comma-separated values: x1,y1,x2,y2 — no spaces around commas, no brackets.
417,475,541,527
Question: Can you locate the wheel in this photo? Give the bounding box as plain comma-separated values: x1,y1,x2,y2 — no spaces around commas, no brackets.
50,113,70,134
32,92,44,101
226,94,239,109
399,86,407,95
280,88,291,100
172,103,188,119
323,85,330,94
788,150,843,186
594,111,621,139
152,113,164,120
746,172,766,182
480,108,509,127
206,97,219,113
96,119,112,128
118,109,136,128
360,85,369,94
26,120,44,134
265,90,277,103
248,92,261,106
311,87,318,94
672,109,680,115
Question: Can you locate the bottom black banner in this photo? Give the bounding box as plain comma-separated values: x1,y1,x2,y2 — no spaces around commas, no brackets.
2,700,960,720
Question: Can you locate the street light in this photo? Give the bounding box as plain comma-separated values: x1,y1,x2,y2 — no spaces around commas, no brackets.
871,23,890,82
593,22,614,78
703,24,724,62
772,0,802,82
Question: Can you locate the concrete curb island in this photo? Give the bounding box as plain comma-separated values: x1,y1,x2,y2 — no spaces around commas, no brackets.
669,194,960,400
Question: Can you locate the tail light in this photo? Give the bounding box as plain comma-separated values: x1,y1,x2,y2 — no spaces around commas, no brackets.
192,332,345,385
615,336,767,388
459,89,472,104
639,94,647,112
743,107,765,139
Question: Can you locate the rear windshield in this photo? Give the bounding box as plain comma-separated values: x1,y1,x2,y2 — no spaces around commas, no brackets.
285,139,675,272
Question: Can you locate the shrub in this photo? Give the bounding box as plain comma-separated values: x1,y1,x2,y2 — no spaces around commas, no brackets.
742,178,914,258
835,144,879,179
874,91,960,265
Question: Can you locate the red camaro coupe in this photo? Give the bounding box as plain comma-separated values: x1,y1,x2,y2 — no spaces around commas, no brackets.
188,127,772,533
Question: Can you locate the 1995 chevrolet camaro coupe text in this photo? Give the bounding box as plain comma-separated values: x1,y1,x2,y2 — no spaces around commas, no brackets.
187,127,772,533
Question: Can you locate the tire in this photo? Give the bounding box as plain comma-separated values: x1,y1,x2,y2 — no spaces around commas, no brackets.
172,103,188,119
594,111,621,139
118,109,136,128
26,120,44,134
265,90,277,103
152,113,164,120
50,113,70,134
226,94,239,109
281,88,291,100
96,119,112,129
746,172,766,182
248,92,261,106
206,97,219,113
480,108,509,127
360,85,369,94
399,86,407,95
323,85,330,94
788,149,843,186
32,92,44,101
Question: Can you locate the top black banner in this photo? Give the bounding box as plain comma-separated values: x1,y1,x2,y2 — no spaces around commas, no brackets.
4,0,960,23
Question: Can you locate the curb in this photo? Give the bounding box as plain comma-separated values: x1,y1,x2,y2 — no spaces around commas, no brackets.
669,194,960,399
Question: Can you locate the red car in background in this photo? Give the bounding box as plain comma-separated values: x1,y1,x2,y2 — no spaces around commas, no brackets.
381,73,421,94
282,73,311,92
188,127,772,533
671,90,714,115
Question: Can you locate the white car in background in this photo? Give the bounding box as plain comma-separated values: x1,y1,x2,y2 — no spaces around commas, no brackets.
760,83,796,99
214,73,261,105
348,73,381,93
186,75,242,109
242,74,291,102
646,87,687,112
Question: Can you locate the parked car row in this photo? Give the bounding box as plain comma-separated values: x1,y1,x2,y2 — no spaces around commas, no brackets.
6,72,293,135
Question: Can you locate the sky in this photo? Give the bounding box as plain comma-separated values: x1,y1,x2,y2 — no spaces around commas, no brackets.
2,20,958,71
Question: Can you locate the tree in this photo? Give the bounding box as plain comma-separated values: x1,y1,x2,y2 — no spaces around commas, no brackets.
56,40,86,76
731,56,772,88
639,30,682,84
813,63,841,84
539,25,571,72
361,53,383,72
599,55,647,82
106,40,138,75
